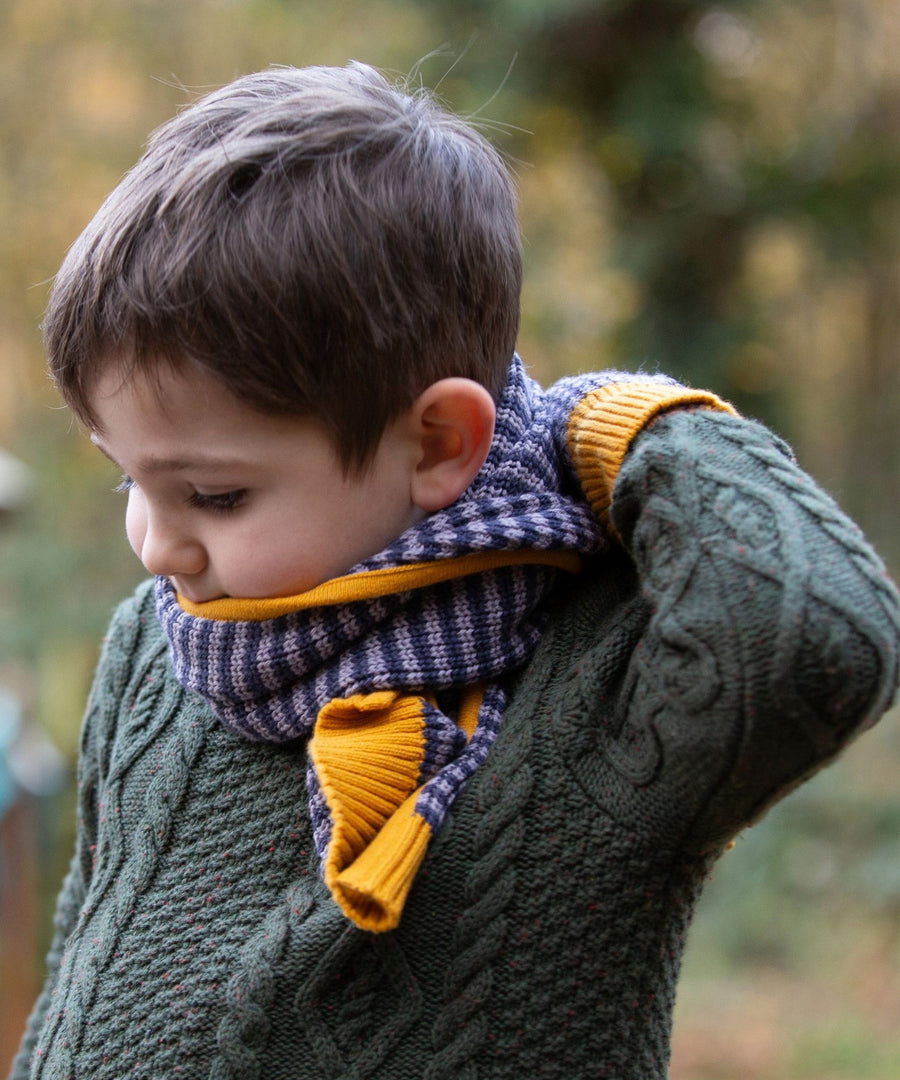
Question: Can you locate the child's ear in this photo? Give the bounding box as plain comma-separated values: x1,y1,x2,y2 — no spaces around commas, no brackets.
408,378,496,513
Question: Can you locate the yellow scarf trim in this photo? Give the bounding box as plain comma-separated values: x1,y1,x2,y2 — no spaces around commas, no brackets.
177,549,583,621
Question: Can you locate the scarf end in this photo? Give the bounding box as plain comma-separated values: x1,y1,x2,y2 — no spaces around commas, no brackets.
327,794,432,932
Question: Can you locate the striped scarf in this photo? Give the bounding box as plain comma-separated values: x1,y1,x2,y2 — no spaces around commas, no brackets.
156,357,604,930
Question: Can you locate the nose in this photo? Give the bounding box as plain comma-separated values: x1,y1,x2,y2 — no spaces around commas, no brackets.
133,511,208,579
141,533,207,578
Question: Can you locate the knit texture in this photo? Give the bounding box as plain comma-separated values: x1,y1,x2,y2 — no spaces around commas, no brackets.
154,357,608,929
12,403,900,1080
566,380,737,528
154,355,613,745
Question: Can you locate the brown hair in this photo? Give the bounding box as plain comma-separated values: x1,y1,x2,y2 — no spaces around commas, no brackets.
44,62,522,468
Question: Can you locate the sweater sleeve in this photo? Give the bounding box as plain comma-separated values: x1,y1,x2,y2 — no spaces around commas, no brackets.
556,401,900,852
9,585,151,1079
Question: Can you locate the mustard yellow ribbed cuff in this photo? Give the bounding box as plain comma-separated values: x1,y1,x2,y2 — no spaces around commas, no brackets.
566,382,737,527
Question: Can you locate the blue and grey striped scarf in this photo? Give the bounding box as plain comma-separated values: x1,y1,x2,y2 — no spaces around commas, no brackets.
156,357,605,930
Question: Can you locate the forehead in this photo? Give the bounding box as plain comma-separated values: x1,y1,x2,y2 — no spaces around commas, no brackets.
89,357,337,471
90,354,238,427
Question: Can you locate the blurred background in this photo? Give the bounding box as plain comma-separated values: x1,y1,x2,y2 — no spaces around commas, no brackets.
1,1,899,1076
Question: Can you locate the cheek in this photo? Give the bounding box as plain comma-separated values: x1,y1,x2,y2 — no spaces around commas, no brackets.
124,490,147,558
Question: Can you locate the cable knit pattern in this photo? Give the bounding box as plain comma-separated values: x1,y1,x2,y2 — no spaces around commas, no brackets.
426,709,533,1080
11,400,900,1080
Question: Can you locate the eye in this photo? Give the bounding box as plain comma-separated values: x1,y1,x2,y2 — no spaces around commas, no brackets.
114,474,135,493
187,489,248,514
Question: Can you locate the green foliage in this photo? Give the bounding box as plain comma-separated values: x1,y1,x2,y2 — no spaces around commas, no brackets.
791,1024,900,1080
0,406,142,664
694,760,900,967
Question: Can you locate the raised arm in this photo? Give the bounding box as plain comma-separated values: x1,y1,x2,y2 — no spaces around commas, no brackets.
550,386,899,853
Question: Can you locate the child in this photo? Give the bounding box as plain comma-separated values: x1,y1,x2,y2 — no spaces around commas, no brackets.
12,63,899,1080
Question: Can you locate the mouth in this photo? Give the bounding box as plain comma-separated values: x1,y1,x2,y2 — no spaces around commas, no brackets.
169,577,227,605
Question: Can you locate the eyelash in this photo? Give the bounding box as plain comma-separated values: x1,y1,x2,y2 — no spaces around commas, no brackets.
114,475,247,514
187,489,247,514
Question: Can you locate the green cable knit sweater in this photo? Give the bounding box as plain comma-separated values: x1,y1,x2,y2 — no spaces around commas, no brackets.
12,408,900,1080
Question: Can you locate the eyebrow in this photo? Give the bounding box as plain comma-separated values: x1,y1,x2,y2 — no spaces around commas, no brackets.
90,436,251,474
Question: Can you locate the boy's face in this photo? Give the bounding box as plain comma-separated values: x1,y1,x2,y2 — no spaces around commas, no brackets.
89,360,423,602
